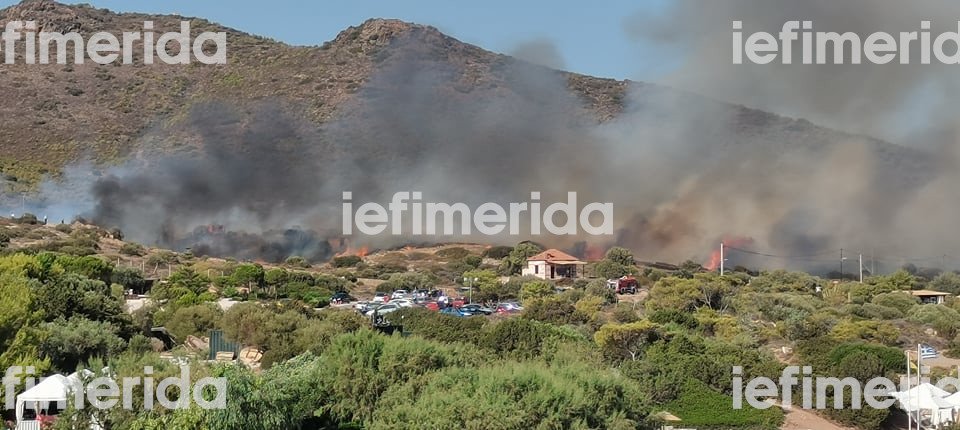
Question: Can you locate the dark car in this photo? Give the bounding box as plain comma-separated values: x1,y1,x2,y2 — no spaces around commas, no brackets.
459,304,493,315
330,292,355,303
440,307,468,318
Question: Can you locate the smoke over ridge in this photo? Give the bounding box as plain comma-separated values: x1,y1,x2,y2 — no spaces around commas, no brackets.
9,13,960,272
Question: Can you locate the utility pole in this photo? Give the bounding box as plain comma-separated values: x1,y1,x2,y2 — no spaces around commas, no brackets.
720,242,725,276
840,248,844,280
859,254,863,283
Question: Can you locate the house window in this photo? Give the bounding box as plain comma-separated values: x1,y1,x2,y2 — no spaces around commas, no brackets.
534,265,539,274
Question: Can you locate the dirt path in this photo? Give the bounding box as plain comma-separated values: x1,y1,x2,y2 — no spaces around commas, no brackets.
780,407,855,430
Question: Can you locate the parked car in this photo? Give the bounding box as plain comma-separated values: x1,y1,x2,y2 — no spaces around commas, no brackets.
412,289,431,299
366,303,400,316
374,292,390,302
330,292,355,303
496,302,524,314
440,307,468,317
423,302,440,311
391,290,409,300
357,302,381,314
459,304,493,315
391,298,415,308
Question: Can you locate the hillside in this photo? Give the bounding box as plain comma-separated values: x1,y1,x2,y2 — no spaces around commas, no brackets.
0,0,928,188
0,0,942,267
0,0,626,187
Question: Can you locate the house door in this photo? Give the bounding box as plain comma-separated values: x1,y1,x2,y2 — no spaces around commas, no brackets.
550,266,555,279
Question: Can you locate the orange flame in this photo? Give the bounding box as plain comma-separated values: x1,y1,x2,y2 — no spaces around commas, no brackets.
334,238,370,258
705,236,754,271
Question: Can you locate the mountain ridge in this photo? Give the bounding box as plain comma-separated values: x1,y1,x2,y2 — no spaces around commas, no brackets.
0,0,927,194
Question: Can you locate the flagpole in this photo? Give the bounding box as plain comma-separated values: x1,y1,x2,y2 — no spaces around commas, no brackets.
906,349,912,430
917,343,922,429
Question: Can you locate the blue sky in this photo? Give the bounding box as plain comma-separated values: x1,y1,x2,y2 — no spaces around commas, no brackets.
0,0,678,80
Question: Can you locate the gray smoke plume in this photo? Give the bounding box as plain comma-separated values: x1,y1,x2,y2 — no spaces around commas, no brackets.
625,0,960,145
616,0,960,270
12,17,960,272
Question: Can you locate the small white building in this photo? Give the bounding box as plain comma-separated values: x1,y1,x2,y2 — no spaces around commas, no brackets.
911,290,951,305
521,249,586,280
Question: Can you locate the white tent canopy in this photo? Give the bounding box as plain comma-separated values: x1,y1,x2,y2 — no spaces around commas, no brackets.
892,383,955,412
891,383,960,428
15,371,91,429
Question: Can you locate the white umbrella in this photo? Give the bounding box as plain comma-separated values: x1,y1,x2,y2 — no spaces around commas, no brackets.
892,383,953,412
892,383,957,427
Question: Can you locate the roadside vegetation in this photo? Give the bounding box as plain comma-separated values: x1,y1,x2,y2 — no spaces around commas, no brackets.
2,221,960,429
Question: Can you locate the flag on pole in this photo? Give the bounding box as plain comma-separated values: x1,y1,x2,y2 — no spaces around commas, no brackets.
921,344,939,360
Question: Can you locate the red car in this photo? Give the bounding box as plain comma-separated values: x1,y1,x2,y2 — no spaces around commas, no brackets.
496,302,524,314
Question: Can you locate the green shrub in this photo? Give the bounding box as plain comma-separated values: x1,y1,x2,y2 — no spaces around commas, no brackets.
119,242,146,256
284,256,310,268
145,250,177,267
332,255,362,268
371,359,651,429
482,245,513,259
435,247,470,260
871,291,919,314
392,307,486,345
522,297,585,326
648,308,699,329
827,342,905,374
664,378,783,429
612,303,641,323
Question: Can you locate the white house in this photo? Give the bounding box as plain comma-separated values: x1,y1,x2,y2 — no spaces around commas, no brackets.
521,249,586,280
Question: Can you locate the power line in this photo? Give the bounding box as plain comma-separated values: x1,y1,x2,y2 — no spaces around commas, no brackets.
722,244,960,270
723,245,837,260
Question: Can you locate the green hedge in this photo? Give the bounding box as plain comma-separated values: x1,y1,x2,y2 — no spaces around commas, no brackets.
664,378,783,429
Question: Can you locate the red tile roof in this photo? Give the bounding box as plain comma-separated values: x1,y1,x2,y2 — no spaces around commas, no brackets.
526,249,581,263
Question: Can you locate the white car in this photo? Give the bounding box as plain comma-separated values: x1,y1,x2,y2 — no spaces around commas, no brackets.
391,290,408,299
365,303,400,316
390,298,415,308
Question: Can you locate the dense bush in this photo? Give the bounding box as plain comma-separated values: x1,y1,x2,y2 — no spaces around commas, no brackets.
372,359,651,429
664,378,783,429
870,291,919,314
332,255,362,268
391,307,486,344
648,308,699,329
482,245,513,259
434,247,470,260
119,242,146,256
284,255,310,268
827,342,905,375
908,305,960,338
